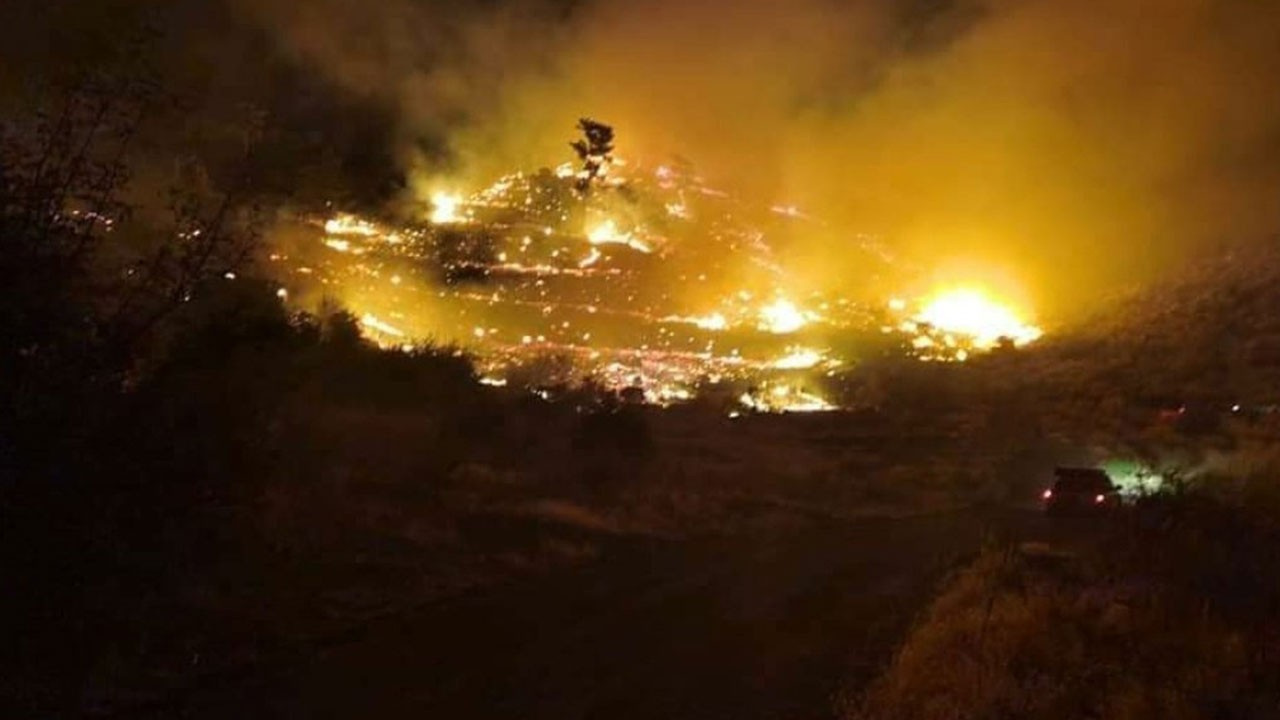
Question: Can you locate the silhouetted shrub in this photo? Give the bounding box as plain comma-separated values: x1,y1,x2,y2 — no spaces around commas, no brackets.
571,405,655,486
849,484,1280,720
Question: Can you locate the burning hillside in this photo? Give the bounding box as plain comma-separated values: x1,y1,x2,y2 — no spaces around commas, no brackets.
265,121,1044,409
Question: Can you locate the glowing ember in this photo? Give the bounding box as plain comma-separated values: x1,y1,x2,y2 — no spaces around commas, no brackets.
586,219,652,253
323,238,359,254
324,214,380,237
769,204,810,220
757,297,811,334
740,383,835,413
430,192,465,224
690,312,728,331
662,312,729,331
771,347,825,370
915,288,1042,349
360,313,406,339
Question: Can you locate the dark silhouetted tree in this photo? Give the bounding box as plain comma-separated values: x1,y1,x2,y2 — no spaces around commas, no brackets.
570,118,614,193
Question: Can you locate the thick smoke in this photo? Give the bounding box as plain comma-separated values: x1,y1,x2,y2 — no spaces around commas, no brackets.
226,0,572,176
239,0,1280,318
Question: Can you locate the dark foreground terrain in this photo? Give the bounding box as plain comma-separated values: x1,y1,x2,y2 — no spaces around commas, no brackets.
169,509,1071,719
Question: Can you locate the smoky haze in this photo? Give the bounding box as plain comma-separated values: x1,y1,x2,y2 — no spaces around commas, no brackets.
110,0,1280,320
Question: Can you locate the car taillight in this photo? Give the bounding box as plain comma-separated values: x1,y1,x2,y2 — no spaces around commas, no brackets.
1042,489,1053,500
1094,494,1105,504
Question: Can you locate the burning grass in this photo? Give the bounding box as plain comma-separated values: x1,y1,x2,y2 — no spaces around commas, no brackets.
264,139,1048,409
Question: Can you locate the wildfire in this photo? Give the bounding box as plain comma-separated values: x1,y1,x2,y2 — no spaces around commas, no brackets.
430,192,465,224
740,383,835,413
914,288,1042,349
690,312,728,331
757,297,813,334
586,219,652,253
360,313,406,340
324,214,380,237
323,238,357,254
771,346,827,370
662,312,729,331
289,138,1045,412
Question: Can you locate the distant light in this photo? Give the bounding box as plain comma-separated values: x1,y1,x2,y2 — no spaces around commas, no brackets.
224,271,237,280
1042,489,1053,500
276,288,288,299
1101,459,1165,497
1094,494,1106,504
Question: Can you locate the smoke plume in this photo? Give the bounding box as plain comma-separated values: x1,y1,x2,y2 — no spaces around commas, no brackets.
235,0,1280,317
